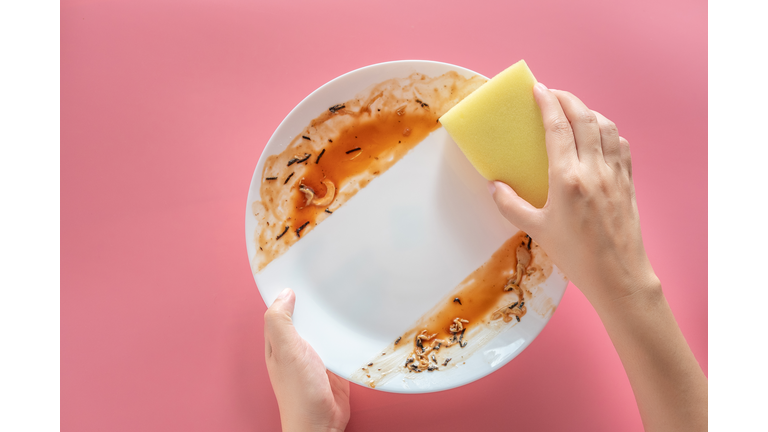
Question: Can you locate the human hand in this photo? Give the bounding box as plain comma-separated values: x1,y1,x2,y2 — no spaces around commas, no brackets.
488,84,707,430
264,288,350,432
488,83,660,309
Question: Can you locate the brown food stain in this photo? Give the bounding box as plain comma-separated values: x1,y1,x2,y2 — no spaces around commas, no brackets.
351,231,558,387
280,110,438,245
409,231,545,343
250,71,486,273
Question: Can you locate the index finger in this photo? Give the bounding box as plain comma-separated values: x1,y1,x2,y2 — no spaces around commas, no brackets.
533,83,578,171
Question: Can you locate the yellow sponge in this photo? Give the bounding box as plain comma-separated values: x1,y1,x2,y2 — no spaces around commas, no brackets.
440,60,548,208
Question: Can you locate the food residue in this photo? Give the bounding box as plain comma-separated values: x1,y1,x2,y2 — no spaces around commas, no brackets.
250,71,486,273
350,231,557,388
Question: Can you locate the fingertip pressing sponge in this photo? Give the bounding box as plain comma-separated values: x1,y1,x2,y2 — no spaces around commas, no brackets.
440,60,548,208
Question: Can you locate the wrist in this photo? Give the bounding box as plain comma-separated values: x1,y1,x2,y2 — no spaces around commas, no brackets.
281,419,342,432
280,410,346,432
282,424,344,432
587,272,663,317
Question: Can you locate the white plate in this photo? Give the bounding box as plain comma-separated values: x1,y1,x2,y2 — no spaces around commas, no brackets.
245,60,567,393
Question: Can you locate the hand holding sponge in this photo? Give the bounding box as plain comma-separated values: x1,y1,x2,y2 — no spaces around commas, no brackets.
439,60,548,208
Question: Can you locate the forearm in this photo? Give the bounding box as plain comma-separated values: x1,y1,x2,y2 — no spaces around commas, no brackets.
592,282,707,432
279,414,345,432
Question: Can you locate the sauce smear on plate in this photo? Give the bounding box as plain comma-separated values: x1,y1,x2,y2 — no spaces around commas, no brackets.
250,72,486,273
351,230,557,387
285,108,439,242
416,230,535,342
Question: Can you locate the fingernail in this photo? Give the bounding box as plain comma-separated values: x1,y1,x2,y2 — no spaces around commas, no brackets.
535,82,548,91
276,288,291,301
487,181,496,195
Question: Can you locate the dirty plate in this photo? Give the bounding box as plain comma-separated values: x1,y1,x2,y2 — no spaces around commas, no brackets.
245,60,567,393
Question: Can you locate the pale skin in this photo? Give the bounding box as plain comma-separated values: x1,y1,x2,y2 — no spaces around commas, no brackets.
264,83,707,431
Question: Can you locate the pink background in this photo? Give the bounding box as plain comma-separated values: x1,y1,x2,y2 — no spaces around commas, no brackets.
61,0,707,430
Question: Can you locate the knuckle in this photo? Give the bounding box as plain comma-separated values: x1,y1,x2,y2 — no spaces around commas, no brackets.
619,138,633,174
596,173,611,193
600,118,618,136
264,307,282,325
561,171,583,194
549,117,572,136
578,109,598,125
608,158,623,172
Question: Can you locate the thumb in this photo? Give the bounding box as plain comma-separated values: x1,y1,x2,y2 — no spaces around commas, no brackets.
264,288,298,357
488,181,540,235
